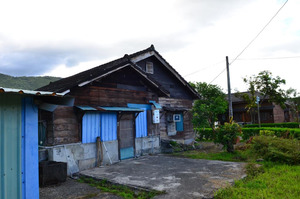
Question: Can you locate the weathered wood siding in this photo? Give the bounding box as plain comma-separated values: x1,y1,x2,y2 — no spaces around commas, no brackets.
158,97,194,142
46,83,159,145
70,85,158,107
53,106,79,145
136,57,194,100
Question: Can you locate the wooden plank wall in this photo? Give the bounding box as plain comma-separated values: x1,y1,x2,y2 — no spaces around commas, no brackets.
51,106,79,145
158,97,194,141
45,85,159,145
71,86,158,107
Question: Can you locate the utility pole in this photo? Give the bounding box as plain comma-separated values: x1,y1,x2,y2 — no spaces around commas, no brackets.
226,56,233,123
256,96,261,127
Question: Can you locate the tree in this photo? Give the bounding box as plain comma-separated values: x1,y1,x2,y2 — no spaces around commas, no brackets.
239,70,287,124
286,88,300,124
190,82,228,132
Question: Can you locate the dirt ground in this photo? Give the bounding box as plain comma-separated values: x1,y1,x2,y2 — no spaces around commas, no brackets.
39,177,122,199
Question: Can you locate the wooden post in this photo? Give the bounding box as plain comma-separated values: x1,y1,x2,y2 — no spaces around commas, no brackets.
96,137,101,167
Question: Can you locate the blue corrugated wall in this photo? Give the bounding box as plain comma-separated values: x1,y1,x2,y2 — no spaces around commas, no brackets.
135,108,147,137
0,95,39,199
22,97,39,199
100,113,117,141
127,104,150,138
0,94,22,199
82,112,101,143
82,112,117,143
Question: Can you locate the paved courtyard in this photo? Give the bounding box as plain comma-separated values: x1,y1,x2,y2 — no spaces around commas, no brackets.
80,154,246,199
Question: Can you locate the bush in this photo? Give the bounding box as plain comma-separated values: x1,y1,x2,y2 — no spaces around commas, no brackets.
241,128,261,140
215,122,242,153
245,163,264,179
250,136,300,165
242,127,300,140
244,122,300,128
259,130,275,137
195,127,214,141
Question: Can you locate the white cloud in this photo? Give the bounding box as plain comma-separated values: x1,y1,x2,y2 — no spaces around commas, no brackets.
0,0,299,91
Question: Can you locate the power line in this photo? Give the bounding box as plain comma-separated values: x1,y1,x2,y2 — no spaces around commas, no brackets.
229,0,289,65
209,68,226,84
209,0,289,84
184,60,224,77
236,55,300,61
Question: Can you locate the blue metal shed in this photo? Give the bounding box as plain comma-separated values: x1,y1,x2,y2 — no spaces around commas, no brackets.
0,88,73,199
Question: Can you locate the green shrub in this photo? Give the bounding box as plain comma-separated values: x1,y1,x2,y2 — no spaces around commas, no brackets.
241,128,261,140
245,163,264,179
259,130,275,137
251,136,300,165
215,122,242,153
195,127,214,140
242,127,300,140
244,122,300,128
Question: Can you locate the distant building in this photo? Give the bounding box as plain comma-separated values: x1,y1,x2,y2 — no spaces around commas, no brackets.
231,92,292,124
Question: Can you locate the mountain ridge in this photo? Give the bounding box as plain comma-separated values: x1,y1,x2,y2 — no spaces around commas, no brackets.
0,73,61,90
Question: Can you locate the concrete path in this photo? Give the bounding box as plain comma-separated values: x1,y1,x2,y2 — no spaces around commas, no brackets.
80,155,246,199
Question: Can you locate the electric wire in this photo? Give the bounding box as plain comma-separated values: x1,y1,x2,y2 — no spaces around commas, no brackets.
229,0,289,65
209,68,226,84
236,55,300,61
209,0,289,84
184,60,225,77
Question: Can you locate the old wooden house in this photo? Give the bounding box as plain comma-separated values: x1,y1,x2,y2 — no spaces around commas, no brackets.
232,92,292,124
37,45,199,174
0,87,73,199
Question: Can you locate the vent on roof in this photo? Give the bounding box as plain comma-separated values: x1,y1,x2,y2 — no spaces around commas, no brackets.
146,62,154,74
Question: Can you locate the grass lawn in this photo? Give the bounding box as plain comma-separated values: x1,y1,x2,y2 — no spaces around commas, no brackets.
174,147,300,199
215,164,300,199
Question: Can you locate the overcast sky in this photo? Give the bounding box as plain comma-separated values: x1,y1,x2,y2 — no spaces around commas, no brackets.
0,0,299,93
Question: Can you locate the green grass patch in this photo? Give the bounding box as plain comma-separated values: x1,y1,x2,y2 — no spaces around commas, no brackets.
215,164,300,199
78,176,165,199
173,150,252,162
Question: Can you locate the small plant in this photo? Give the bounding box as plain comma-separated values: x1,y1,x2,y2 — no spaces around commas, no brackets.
245,163,264,179
259,130,275,137
215,122,242,153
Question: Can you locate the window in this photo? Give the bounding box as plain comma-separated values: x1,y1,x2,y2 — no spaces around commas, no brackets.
146,62,154,74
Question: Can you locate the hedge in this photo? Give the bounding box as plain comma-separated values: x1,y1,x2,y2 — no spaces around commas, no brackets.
242,127,300,140
244,122,300,128
196,127,300,141
195,128,214,140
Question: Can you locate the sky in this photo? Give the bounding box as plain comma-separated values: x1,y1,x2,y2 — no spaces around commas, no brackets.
0,0,299,93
